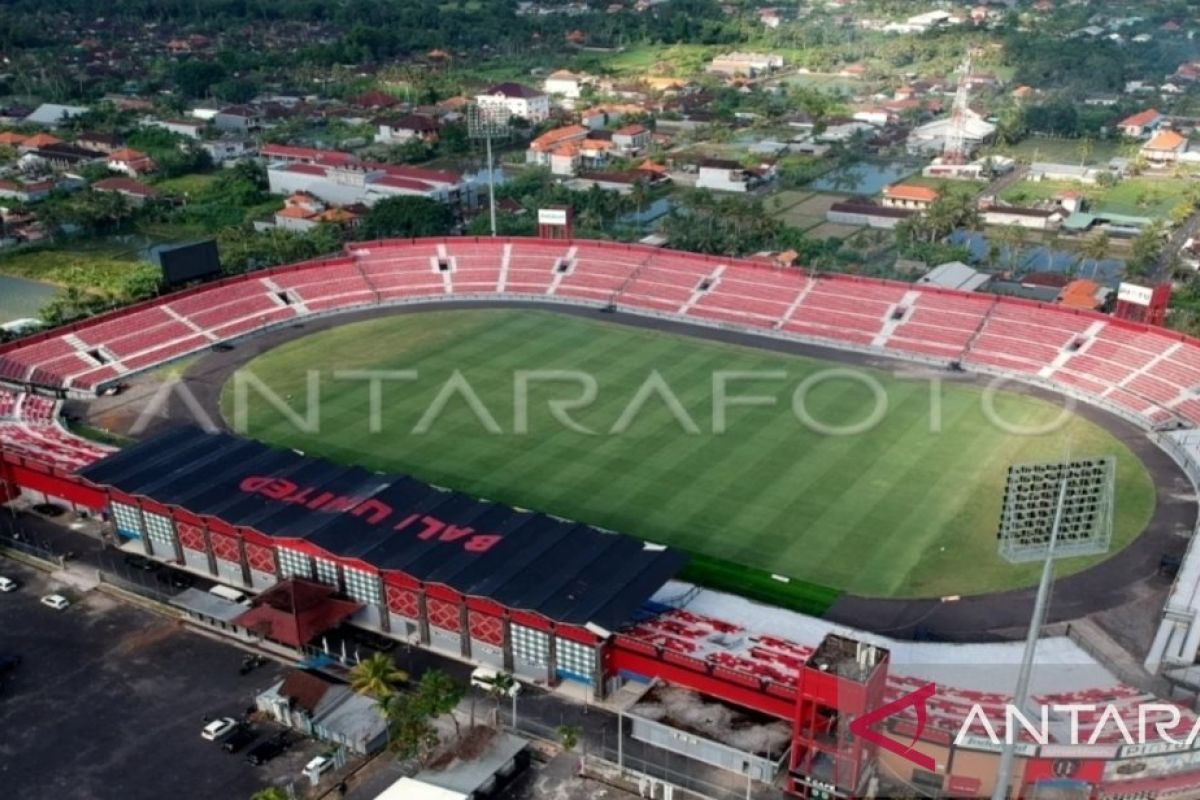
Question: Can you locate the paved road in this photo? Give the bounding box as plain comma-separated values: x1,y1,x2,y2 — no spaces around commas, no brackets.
0,558,330,800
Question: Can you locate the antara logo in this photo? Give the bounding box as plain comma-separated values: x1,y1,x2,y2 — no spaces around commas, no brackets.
849,682,937,771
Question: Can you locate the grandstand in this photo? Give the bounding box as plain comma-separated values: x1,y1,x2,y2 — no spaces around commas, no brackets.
0,388,113,471
0,238,1194,432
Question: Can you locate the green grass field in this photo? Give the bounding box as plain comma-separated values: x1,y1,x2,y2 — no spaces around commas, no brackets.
222,310,1156,602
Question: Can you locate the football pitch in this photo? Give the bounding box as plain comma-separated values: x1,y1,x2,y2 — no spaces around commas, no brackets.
221,309,1156,604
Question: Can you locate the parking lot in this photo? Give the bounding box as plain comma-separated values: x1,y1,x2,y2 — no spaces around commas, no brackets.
0,560,331,800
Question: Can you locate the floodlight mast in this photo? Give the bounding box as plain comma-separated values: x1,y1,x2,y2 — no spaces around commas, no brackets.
991,478,1068,800
467,105,511,238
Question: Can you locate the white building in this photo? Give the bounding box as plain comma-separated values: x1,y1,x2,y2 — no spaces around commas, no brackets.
542,70,589,108
706,52,784,78
906,109,996,155
266,154,473,210
695,158,773,192
474,83,550,123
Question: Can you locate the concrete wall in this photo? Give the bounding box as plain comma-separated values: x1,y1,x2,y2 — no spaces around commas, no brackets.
628,713,782,783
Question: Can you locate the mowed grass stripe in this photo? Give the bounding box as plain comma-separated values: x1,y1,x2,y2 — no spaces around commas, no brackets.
222,310,1157,599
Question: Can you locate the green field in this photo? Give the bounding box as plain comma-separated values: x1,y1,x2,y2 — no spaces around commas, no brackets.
222,310,1156,602
1001,177,1190,219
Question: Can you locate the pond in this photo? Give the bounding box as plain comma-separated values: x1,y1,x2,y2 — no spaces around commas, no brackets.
0,273,58,325
948,230,1125,284
808,162,921,195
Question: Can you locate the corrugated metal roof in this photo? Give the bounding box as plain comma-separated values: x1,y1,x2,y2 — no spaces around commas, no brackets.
81,427,685,629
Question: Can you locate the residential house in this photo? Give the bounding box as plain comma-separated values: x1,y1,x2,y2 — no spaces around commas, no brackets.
374,114,440,146
827,200,913,229
18,133,63,152
543,70,590,107
980,203,1062,230
881,183,938,211
256,669,387,756
261,144,358,167
0,132,27,149
22,143,103,171
526,125,589,172
213,105,263,133
146,118,206,139
267,192,364,233
92,177,160,206
1028,162,1105,183
201,136,256,165
349,90,401,111
1141,129,1188,164
706,52,784,78
107,148,156,178
579,104,645,131
612,124,651,156
76,132,122,154
0,179,56,204
267,150,473,211
1117,108,1163,138
695,158,773,192
474,83,550,123
24,103,88,127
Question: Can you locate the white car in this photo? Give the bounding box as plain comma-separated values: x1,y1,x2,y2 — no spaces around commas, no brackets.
201,717,237,741
0,576,18,592
39,594,69,610
304,754,335,779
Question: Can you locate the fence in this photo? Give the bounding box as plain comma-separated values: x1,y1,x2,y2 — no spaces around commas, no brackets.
500,708,788,800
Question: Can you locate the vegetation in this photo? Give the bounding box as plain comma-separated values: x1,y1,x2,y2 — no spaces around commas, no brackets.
349,653,409,701
374,668,466,762
359,196,456,240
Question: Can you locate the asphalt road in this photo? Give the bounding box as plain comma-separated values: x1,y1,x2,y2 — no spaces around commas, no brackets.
0,559,329,800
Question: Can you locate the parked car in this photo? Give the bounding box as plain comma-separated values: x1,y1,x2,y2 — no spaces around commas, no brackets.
303,754,336,780
0,653,21,675
201,717,237,741
0,576,19,592
221,725,257,753
156,570,193,589
123,554,159,572
39,594,69,611
470,666,520,697
245,735,287,765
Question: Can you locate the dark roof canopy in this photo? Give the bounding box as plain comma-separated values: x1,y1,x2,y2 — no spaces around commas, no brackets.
81,427,685,630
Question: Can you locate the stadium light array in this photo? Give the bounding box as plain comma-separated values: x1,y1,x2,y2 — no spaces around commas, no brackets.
996,457,1114,564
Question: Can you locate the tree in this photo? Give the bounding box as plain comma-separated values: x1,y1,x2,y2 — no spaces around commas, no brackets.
1128,221,1166,277
486,672,515,729
349,653,408,701
1079,230,1110,278
416,669,465,742
556,724,580,752
250,789,287,800
359,196,454,239
380,692,439,763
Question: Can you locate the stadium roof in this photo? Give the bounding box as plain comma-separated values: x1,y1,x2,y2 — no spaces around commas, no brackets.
80,427,686,630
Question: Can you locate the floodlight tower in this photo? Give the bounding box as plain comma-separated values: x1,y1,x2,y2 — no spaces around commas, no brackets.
467,104,512,237
991,458,1115,800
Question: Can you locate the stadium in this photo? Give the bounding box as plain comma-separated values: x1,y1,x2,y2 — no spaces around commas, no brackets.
3,236,1200,799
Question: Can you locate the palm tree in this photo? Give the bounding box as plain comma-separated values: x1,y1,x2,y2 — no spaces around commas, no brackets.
557,724,583,773
1079,230,1110,278
250,789,288,800
349,652,408,701
418,669,466,742
487,672,516,729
